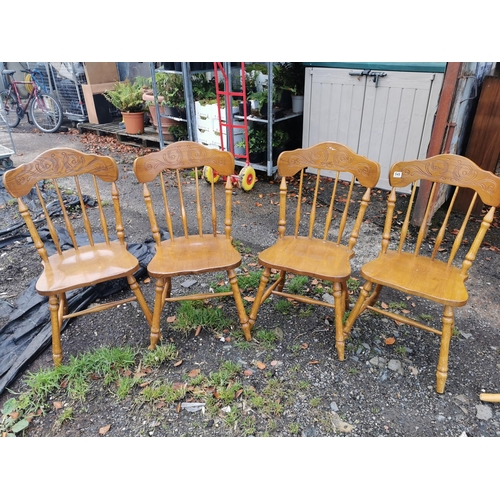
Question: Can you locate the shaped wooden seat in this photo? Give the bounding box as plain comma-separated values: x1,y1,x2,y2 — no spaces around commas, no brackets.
343,154,500,393
133,141,252,350
248,142,380,360
2,148,153,366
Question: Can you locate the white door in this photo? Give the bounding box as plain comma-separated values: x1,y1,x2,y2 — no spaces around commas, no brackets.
303,67,444,192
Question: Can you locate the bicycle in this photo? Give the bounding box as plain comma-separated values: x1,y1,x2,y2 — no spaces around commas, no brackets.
0,68,63,133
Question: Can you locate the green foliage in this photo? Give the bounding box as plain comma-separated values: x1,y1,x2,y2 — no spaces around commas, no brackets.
273,62,305,96
1,398,30,436
254,329,280,349
142,343,178,368
287,275,309,294
248,126,267,153
169,123,188,141
173,300,232,332
275,298,292,315
103,78,146,113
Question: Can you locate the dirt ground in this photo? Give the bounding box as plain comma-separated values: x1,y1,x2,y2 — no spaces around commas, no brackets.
1,121,499,439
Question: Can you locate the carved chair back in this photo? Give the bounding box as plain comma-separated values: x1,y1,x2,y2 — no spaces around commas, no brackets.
277,142,381,251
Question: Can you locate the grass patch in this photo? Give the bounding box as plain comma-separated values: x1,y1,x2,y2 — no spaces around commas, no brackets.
287,275,309,294
173,300,232,332
275,298,292,315
142,343,178,368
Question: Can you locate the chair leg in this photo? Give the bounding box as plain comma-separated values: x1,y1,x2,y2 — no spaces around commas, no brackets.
149,277,165,350
277,270,286,292
126,274,153,327
333,281,346,360
227,269,252,341
48,295,63,367
344,280,373,335
436,305,454,394
249,267,271,329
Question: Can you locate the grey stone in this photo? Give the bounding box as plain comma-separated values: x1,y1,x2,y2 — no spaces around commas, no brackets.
181,279,197,288
388,359,403,375
330,402,339,412
476,404,493,421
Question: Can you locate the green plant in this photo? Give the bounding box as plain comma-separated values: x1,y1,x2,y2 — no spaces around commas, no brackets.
169,123,188,141
173,300,232,332
57,407,74,425
254,329,280,349
289,422,300,435
275,298,292,315
310,397,321,408
103,78,146,113
247,126,267,153
276,62,305,96
287,275,309,294
1,398,30,437
272,128,290,149
142,343,177,368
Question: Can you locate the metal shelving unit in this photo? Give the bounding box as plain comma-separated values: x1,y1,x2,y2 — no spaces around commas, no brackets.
149,62,303,177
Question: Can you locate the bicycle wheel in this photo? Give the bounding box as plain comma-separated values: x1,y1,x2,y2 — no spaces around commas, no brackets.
30,93,63,133
0,90,21,128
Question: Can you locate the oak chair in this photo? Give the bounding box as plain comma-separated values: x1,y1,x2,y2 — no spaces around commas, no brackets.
343,154,500,393
133,141,252,350
248,142,381,360
2,148,153,366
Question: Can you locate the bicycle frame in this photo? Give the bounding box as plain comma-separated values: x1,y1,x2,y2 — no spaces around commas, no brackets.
6,73,40,118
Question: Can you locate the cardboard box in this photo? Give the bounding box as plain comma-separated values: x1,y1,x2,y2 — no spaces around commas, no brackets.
83,63,119,85
82,82,117,124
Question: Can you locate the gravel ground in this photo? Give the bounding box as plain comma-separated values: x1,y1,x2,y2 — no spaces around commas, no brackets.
1,122,499,444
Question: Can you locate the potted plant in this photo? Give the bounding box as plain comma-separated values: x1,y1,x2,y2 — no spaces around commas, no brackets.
169,123,189,142
103,78,146,134
142,73,178,136
272,128,290,162
248,126,267,163
274,62,305,113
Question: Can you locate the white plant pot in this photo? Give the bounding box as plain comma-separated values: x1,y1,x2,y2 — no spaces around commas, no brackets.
292,95,304,114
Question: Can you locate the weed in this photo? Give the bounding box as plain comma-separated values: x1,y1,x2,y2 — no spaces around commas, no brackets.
297,380,310,390
452,327,460,337
389,301,407,310
237,270,262,291
346,278,359,292
1,398,30,436
299,306,313,318
224,407,240,427
174,300,232,332
395,345,407,356
142,343,177,368
57,407,73,425
287,275,309,294
254,328,280,349
116,376,136,399
420,313,433,321
348,367,359,375
141,381,186,403
240,416,256,436
289,422,300,435
289,344,302,355
275,299,292,315
310,397,321,408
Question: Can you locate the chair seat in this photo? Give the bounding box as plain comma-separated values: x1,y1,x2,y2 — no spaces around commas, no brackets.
147,235,242,277
360,250,468,306
36,241,140,294
258,236,354,281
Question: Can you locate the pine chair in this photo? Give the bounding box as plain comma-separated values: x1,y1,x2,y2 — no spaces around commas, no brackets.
343,154,500,393
2,148,153,366
248,142,380,360
133,141,252,350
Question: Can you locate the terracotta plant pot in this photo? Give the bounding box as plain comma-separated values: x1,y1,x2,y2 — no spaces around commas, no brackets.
147,105,175,140
122,112,145,135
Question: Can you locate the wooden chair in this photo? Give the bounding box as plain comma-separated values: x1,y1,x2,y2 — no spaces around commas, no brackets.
2,148,153,366
133,141,252,350
248,142,380,360
343,154,500,393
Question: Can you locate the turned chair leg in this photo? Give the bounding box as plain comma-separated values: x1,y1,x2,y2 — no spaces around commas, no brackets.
227,269,252,341
436,305,454,394
126,274,153,326
48,295,63,367
149,277,165,350
333,281,346,360
249,267,271,330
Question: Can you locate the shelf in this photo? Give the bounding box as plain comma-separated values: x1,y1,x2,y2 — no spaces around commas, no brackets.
234,110,302,124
